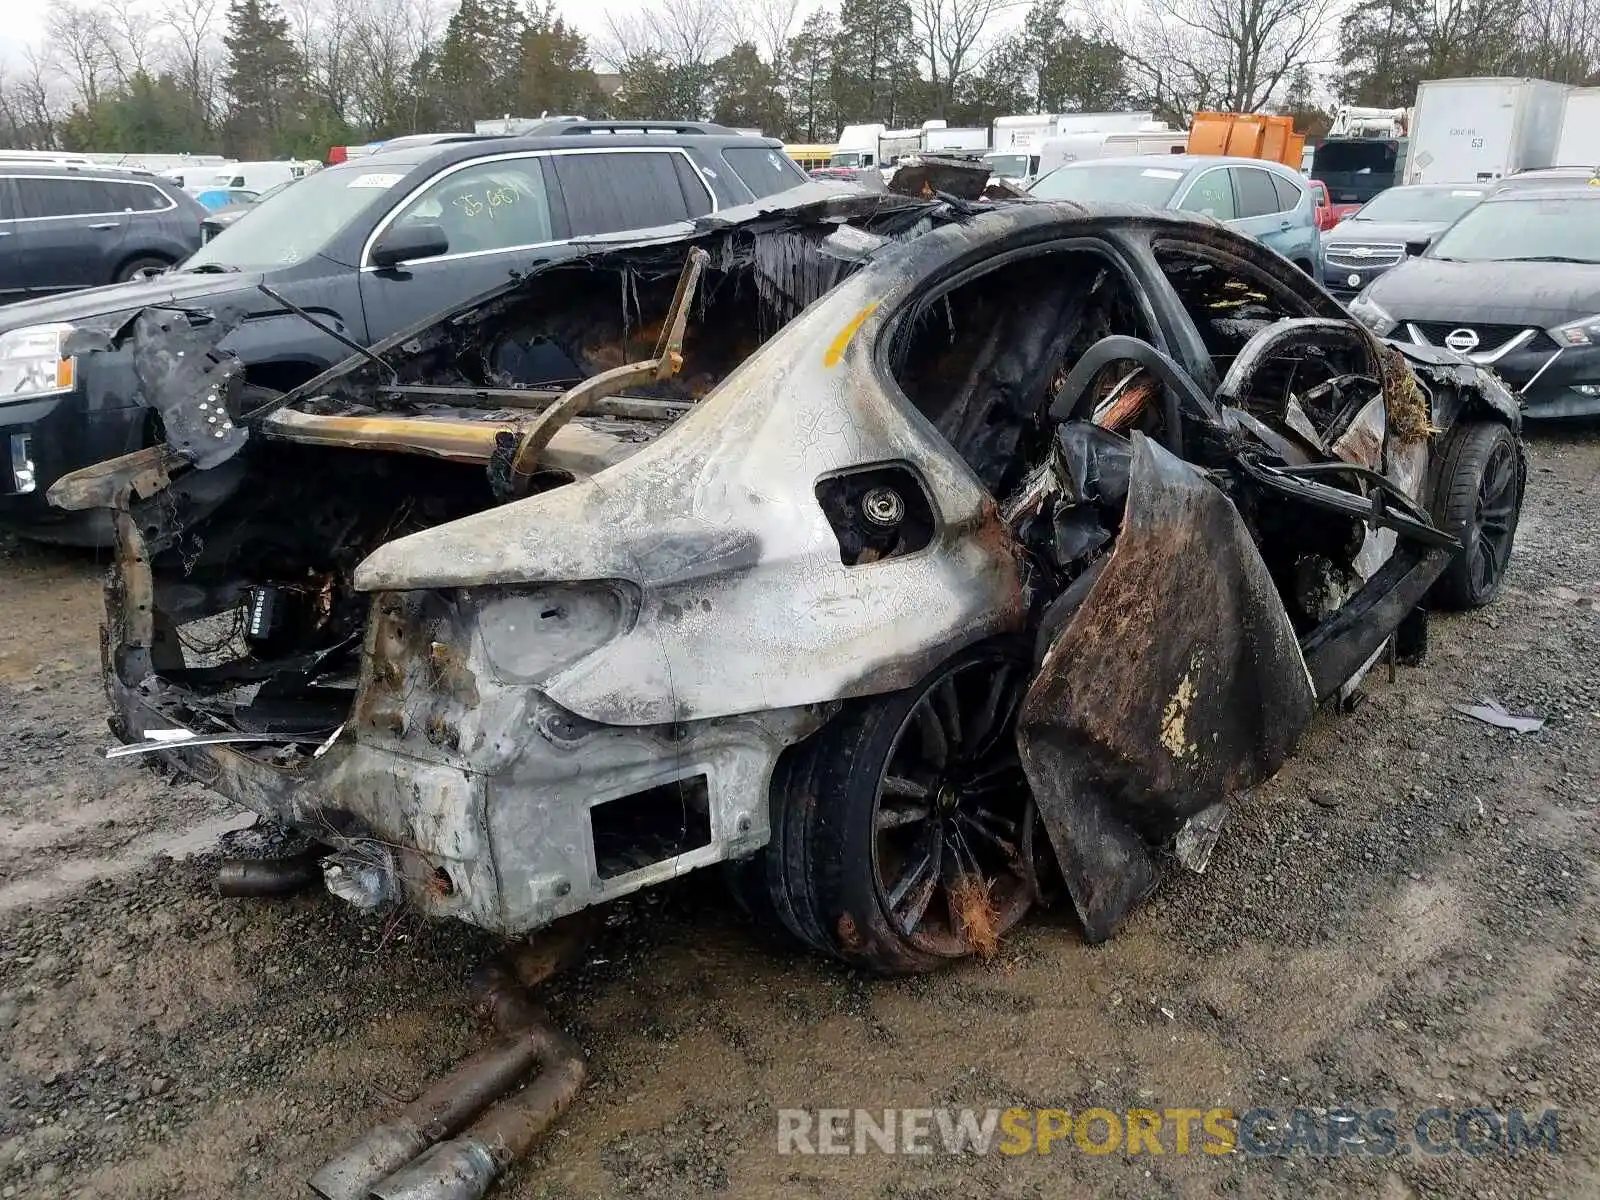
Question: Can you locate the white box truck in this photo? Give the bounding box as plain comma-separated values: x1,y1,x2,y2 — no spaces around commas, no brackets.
987,113,1057,179
1054,111,1156,136
1554,87,1600,167
830,123,888,169
924,125,989,155
878,127,925,165
1037,126,1186,174
1405,77,1569,184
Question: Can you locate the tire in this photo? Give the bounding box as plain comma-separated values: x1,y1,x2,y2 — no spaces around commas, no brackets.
1429,421,1523,610
723,747,831,956
753,639,1042,975
113,255,172,283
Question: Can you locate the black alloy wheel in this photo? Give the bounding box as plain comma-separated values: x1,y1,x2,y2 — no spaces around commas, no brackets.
1431,421,1523,610
731,639,1047,974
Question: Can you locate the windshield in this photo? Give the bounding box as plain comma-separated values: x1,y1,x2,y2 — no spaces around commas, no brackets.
1313,140,1398,175
1353,186,1484,223
830,151,867,167
985,153,1033,179
181,164,410,271
1028,163,1185,205
1429,197,1600,263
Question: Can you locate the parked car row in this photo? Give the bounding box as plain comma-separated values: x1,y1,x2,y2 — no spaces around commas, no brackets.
1,121,1593,550
0,164,207,296
0,122,813,542
1319,183,1488,300
1026,154,1323,276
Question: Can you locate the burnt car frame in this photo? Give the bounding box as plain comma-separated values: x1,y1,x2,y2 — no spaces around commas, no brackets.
55,189,1525,980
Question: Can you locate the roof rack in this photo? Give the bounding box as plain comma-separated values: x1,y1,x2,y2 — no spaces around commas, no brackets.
546,120,741,137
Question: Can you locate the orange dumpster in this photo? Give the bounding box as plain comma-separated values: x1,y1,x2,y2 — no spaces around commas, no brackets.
1188,112,1304,167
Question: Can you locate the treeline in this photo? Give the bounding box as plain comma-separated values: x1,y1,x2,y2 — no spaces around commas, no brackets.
0,0,1596,158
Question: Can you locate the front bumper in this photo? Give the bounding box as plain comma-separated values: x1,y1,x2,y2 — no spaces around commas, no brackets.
0,385,143,539
0,393,81,518
1323,260,1398,302
1479,343,1600,419
103,517,827,935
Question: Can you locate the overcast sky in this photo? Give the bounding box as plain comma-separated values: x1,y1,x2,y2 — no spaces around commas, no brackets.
0,0,635,70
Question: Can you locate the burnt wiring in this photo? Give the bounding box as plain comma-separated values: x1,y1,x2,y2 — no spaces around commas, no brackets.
175,606,245,658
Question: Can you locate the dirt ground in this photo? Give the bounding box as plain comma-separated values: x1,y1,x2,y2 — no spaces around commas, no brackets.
2,431,1598,1200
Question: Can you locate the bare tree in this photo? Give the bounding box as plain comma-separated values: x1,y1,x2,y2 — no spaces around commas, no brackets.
598,0,730,72
6,49,64,146
105,6,161,85
347,0,446,133
1105,0,1338,117
283,0,359,124
725,0,803,64
44,0,117,108
1513,0,1595,80
910,0,1023,117
161,0,225,129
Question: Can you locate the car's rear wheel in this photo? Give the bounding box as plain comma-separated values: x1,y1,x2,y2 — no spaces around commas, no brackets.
114,255,171,283
741,639,1044,974
1431,421,1522,610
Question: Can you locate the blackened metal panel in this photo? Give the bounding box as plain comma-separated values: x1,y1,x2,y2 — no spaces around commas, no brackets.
1015,433,1316,942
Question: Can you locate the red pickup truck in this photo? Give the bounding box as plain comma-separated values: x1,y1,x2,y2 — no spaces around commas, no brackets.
1309,180,1363,229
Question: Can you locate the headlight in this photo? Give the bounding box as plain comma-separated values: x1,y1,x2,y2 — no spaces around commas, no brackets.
1347,292,1397,336
0,324,77,403
1549,315,1600,347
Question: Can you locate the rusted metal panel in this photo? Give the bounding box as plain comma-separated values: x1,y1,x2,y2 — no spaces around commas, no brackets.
1016,434,1316,943
47,444,182,512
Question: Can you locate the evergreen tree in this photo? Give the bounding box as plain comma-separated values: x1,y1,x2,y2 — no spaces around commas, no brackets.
429,0,526,128
614,53,708,120
517,2,603,118
61,71,218,154
709,43,785,133
1337,0,1522,107
223,0,300,157
784,11,839,141
961,2,1130,124
830,0,918,125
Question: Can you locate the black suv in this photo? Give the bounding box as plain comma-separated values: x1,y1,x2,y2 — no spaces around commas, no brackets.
0,122,814,542
0,164,205,297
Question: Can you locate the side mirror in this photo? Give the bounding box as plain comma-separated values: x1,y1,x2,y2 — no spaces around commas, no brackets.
1404,237,1432,257
370,222,449,269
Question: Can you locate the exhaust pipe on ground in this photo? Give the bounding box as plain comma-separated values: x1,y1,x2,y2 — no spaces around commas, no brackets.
308,915,595,1200
366,1019,586,1200
215,850,325,897
306,1025,567,1200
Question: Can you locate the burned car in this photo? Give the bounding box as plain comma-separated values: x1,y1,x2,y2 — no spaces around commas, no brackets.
55,188,1526,979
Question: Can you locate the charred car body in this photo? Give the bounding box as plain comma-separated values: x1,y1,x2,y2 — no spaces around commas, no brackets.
55,187,1526,977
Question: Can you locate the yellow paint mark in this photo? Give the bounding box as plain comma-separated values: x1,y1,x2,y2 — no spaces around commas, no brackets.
1159,658,1201,759
823,302,879,367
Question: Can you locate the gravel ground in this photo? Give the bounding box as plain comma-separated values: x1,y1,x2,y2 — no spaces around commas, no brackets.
1,431,1598,1200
